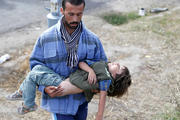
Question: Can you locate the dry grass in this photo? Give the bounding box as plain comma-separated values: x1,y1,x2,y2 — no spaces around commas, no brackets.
88,8,180,120
0,7,179,120
0,48,31,92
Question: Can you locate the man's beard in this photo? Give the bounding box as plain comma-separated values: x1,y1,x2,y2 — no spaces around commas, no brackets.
64,19,79,29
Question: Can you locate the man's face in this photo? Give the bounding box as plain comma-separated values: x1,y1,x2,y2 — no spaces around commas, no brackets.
61,2,84,29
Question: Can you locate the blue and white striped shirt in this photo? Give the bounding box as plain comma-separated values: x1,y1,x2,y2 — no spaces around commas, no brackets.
99,80,112,91
29,18,107,115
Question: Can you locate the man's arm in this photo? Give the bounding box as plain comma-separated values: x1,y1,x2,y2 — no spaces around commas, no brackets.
96,91,107,120
83,37,107,66
29,36,45,70
29,35,63,97
29,36,47,94
79,62,97,84
45,78,83,97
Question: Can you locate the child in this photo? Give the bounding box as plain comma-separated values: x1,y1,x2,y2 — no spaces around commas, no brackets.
7,61,131,119
68,61,131,120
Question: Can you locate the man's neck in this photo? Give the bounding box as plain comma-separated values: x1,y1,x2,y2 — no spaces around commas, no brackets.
65,25,75,35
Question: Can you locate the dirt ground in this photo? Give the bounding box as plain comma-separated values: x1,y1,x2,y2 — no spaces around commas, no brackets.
0,0,180,120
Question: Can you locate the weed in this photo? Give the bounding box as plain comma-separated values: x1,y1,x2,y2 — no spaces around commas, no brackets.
127,12,141,20
155,111,180,120
102,12,140,25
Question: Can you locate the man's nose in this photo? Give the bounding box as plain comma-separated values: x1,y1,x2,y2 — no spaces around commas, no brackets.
72,15,79,22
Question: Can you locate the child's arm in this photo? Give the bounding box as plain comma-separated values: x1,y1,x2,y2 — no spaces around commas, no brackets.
96,79,111,120
79,62,97,84
96,91,107,120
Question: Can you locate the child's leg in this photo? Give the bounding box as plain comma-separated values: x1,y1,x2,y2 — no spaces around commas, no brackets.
59,78,83,96
22,72,38,108
19,81,24,93
22,65,64,108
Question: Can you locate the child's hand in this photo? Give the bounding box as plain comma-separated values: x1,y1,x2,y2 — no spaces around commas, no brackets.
96,113,103,120
88,70,97,84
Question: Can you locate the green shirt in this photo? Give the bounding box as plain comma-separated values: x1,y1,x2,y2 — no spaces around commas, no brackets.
70,61,113,102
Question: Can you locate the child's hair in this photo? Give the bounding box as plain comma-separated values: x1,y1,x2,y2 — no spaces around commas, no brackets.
107,66,131,97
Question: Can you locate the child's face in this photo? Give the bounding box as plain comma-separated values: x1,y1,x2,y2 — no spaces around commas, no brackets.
108,63,125,78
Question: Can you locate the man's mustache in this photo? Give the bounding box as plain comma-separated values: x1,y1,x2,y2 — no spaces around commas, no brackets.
70,22,78,25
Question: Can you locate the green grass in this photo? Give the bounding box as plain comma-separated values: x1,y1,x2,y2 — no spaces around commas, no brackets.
102,12,141,25
155,110,180,120
127,12,141,20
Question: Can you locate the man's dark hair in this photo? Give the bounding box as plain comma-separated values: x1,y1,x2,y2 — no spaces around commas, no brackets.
62,0,85,10
107,66,132,98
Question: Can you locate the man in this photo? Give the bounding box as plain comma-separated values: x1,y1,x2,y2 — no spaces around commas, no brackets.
7,0,107,119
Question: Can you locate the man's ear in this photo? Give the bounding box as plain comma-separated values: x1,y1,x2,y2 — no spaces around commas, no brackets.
60,7,64,15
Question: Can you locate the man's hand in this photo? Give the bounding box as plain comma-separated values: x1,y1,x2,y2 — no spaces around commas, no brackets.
88,70,97,84
44,85,64,98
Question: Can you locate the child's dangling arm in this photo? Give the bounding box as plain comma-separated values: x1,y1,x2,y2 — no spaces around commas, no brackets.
96,90,107,120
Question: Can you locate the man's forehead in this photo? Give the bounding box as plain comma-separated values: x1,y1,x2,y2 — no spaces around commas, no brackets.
64,2,85,9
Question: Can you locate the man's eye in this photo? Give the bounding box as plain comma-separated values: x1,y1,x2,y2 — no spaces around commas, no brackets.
69,13,74,16
77,13,82,16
